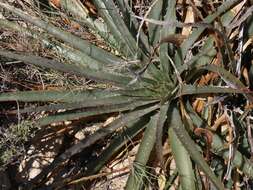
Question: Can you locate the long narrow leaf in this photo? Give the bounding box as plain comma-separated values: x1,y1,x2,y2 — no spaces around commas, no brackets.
125,112,159,190
114,0,150,53
84,117,150,176
92,0,143,59
155,103,169,166
178,37,216,74
201,64,245,88
168,105,224,190
18,96,138,113
60,0,114,45
102,0,143,58
0,89,119,102
169,127,196,190
148,0,163,45
92,0,125,51
179,0,243,59
0,19,109,70
38,100,158,126
0,2,122,65
30,104,159,185
159,0,177,73
0,50,132,86
185,102,253,178
178,85,252,97
50,117,150,189
200,64,253,102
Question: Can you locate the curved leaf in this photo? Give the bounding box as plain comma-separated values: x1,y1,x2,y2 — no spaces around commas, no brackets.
178,0,243,59
169,127,196,190
18,96,138,113
114,0,150,53
185,102,253,178
200,64,253,102
38,100,157,126
0,19,108,70
0,89,119,102
167,105,224,190
148,0,163,45
159,0,177,73
0,2,122,65
93,0,143,59
155,103,169,166
0,50,132,86
125,112,159,190
49,117,150,188
29,104,159,186
84,117,150,176
178,85,252,97
201,64,245,88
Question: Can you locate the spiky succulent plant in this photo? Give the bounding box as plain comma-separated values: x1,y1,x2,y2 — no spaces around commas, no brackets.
0,0,253,189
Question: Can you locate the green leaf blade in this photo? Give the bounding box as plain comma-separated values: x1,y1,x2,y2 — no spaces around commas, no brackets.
168,105,224,190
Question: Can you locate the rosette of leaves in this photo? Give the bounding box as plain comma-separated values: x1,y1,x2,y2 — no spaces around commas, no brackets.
0,0,253,189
